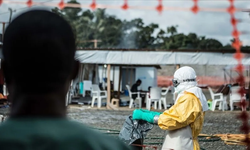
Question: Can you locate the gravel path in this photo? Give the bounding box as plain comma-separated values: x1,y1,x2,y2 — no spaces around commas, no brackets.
0,107,247,150
66,108,247,150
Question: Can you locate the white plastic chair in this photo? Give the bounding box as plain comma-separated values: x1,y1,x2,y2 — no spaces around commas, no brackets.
147,87,162,110
126,85,142,108
171,86,176,102
65,81,73,106
208,87,225,111
159,87,170,109
82,80,92,97
230,86,244,111
91,84,107,108
3,85,7,96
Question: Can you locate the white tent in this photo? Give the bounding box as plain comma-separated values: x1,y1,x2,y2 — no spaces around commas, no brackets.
75,50,250,65
75,49,250,109
224,64,250,71
223,64,250,85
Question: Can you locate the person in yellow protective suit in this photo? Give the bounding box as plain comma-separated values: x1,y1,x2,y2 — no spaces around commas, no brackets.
133,66,208,150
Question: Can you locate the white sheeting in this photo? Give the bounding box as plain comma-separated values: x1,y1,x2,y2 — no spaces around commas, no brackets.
224,64,250,70
75,50,250,65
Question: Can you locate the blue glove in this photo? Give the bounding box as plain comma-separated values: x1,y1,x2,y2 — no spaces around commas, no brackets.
132,109,161,123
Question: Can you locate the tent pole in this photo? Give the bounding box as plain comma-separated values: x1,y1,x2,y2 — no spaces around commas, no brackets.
126,68,128,87
106,64,118,110
102,65,104,87
248,65,250,110
224,69,227,84
107,64,111,109
112,66,115,99
92,65,96,83
82,64,85,81
113,66,115,92
113,66,115,82
118,66,122,99
2,23,5,40
229,69,231,84
130,67,133,87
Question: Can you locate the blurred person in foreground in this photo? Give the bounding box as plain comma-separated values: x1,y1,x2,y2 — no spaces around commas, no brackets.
133,66,208,150
0,10,131,150
0,68,4,95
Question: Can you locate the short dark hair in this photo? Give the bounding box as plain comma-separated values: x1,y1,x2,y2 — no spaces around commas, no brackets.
3,10,76,93
148,86,151,91
136,79,142,84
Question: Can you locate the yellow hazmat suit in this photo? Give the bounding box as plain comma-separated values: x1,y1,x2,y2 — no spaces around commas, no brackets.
158,91,205,150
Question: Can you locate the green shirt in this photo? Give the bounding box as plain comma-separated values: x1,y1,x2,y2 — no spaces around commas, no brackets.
0,118,131,150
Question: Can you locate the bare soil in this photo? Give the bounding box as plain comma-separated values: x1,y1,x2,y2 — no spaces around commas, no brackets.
67,107,246,150
0,107,247,150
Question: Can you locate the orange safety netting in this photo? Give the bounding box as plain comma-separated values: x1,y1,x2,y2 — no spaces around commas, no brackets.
0,0,249,13
1,0,249,148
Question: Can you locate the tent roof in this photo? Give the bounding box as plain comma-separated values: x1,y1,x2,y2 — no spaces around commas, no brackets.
1,45,249,66
75,50,250,65
76,48,250,53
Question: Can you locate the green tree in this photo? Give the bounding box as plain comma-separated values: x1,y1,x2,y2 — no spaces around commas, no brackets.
167,25,178,35
198,38,223,49
77,9,123,48
51,2,248,50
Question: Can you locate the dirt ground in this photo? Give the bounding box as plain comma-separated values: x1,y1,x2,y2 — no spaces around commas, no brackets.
0,107,248,150
66,107,247,150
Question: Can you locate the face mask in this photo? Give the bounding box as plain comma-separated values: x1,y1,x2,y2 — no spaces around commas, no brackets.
174,85,185,94
173,78,196,94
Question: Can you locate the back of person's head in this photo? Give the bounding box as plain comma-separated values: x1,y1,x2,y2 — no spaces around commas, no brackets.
136,79,142,84
148,86,151,91
2,10,77,94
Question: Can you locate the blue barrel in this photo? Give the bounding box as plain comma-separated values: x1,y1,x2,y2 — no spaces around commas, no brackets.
124,90,129,96
79,82,83,94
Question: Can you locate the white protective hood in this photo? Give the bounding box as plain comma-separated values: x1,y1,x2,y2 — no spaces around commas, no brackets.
174,66,209,112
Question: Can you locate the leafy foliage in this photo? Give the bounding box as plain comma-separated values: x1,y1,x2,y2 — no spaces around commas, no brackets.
52,1,249,50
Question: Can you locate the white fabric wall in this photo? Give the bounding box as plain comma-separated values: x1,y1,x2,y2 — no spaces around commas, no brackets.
98,65,121,91
135,67,157,91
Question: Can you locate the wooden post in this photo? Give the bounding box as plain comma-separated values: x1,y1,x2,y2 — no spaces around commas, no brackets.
106,64,118,110
248,65,250,110
92,65,96,83
118,66,122,99
223,69,228,84
107,64,111,109
112,66,115,99
126,68,128,87
94,40,97,48
230,69,232,84
176,64,180,70
113,66,115,90
2,23,5,40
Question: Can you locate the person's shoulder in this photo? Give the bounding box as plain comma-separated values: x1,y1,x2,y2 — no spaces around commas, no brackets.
0,119,16,131
94,134,132,150
64,121,132,150
0,119,132,150
178,92,199,102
